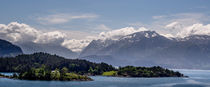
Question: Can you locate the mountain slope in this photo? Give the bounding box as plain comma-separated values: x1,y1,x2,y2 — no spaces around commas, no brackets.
80,39,116,57
17,42,78,59
0,39,23,57
80,31,210,69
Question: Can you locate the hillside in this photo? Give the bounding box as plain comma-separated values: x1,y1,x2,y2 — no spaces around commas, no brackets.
0,39,23,57
80,31,210,69
16,42,78,59
0,52,115,75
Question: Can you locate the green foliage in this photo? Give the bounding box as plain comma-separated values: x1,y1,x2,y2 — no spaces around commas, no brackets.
50,69,60,80
60,73,91,81
17,66,92,81
0,52,116,75
102,71,118,76
0,52,184,78
117,66,184,77
60,67,68,75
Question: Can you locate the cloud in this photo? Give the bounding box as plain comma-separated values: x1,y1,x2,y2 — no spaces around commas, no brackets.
0,22,97,52
164,22,184,33
98,27,148,40
95,24,111,31
152,15,166,19
155,13,210,38
2,21,210,53
0,22,66,44
152,13,208,25
62,39,92,52
0,22,150,52
160,33,174,38
61,27,149,52
177,23,210,37
165,22,179,28
37,13,98,24
34,31,66,44
146,13,210,37
0,22,39,42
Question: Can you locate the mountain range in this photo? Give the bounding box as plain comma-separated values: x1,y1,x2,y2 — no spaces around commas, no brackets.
1,30,210,69
80,31,210,69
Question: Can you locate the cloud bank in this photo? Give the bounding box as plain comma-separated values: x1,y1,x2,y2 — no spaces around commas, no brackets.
0,22,66,44
0,22,90,52
177,23,210,37
99,27,148,40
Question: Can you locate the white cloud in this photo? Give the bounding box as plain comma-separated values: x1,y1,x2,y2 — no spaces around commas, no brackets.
147,13,210,37
99,27,148,40
164,22,184,35
37,13,98,24
0,22,39,42
34,31,66,44
177,23,210,38
160,33,174,38
1,22,149,52
61,27,149,52
0,22,97,52
152,13,206,31
96,24,111,31
0,22,67,44
62,39,92,52
2,21,210,53
165,22,179,28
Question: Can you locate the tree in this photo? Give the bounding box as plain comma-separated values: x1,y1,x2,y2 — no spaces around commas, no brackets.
88,67,94,74
0,52,116,75
50,68,60,80
60,67,68,78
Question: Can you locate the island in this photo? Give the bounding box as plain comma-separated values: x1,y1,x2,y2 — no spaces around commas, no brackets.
0,52,186,81
14,66,92,81
102,66,185,77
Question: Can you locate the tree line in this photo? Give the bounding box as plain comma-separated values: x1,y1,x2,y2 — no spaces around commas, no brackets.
0,52,115,75
14,66,92,81
102,66,185,77
0,52,185,78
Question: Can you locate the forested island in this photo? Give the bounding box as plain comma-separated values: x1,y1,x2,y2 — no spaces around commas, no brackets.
0,52,186,81
16,66,92,81
102,66,184,77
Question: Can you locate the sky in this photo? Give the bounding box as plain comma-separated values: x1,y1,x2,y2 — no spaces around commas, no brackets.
1,0,210,52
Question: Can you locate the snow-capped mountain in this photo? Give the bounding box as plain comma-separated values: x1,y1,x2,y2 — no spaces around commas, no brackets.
80,31,210,69
79,39,116,57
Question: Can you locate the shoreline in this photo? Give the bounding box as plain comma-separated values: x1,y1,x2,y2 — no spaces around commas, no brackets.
0,74,188,82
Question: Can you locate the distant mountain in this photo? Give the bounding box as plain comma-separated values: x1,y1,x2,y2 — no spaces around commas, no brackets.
80,31,210,69
79,39,116,57
0,39,23,57
16,42,78,59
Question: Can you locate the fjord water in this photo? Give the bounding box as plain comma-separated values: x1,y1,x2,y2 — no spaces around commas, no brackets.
0,69,210,87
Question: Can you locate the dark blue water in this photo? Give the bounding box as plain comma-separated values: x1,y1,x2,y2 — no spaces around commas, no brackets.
0,69,210,87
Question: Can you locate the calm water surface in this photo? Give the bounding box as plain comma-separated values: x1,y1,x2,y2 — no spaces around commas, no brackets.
0,69,210,87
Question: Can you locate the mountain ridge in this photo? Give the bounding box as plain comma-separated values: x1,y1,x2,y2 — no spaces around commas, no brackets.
80,31,210,69
0,39,23,57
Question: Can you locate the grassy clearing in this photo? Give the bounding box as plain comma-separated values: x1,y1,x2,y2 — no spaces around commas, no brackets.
102,71,118,76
